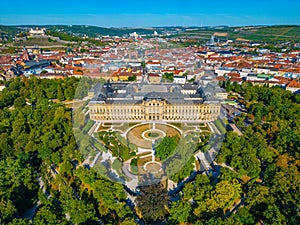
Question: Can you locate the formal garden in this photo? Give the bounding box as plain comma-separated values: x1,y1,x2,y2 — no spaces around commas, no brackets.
94,122,213,181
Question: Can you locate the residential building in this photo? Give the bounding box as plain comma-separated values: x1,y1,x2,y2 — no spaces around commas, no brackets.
173,75,186,84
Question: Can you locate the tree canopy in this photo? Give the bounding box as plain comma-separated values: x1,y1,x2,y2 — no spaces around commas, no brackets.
1,78,299,224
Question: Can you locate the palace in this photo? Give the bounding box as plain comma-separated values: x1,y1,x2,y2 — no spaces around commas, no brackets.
88,82,222,123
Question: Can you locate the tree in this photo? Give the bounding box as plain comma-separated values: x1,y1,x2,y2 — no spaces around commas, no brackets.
155,136,178,160
0,133,13,158
233,207,256,225
219,167,239,182
0,159,23,197
263,205,286,224
7,218,29,225
59,186,96,224
13,97,26,108
41,70,48,74
135,181,170,222
0,200,17,224
120,217,136,225
128,75,136,81
246,185,271,207
57,85,64,101
163,72,174,82
169,201,192,224
1,71,299,224
205,179,242,212
0,158,38,216
33,205,68,225
80,48,88,53
217,131,261,178
170,156,195,183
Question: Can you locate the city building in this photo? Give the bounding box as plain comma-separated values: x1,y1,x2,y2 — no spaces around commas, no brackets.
0,84,5,92
173,75,186,84
148,73,161,84
89,82,221,123
29,28,46,36
285,80,300,93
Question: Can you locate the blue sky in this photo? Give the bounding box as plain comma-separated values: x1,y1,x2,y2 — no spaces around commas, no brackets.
1,0,300,27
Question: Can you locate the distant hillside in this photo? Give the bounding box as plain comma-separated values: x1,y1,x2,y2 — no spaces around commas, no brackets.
2,25,228,38
173,25,300,42
0,25,22,36
231,25,300,41
13,36,66,48
15,25,162,37
1,25,300,42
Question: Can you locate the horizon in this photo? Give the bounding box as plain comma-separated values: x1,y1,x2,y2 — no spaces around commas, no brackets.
2,24,300,29
1,0,300,27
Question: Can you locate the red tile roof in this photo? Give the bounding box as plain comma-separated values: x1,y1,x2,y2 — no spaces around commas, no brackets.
286,80,300,88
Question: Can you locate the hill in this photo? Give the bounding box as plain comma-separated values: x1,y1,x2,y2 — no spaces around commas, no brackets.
1,25,300,42
172,25,300,42
0,25,22,36
16,25,161,37
230,25,300,41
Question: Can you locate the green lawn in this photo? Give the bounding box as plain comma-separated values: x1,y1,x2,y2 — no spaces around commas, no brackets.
214,119,226,134
82,120,95,134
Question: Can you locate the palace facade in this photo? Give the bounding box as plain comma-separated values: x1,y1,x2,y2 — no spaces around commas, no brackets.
88,82,222,123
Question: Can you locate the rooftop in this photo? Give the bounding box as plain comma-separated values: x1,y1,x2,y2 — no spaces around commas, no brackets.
90,82,207,105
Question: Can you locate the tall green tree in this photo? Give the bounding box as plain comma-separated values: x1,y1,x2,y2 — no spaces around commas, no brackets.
135,182,170,222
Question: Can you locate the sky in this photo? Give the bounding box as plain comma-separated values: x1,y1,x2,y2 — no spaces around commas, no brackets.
1,0,300,27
